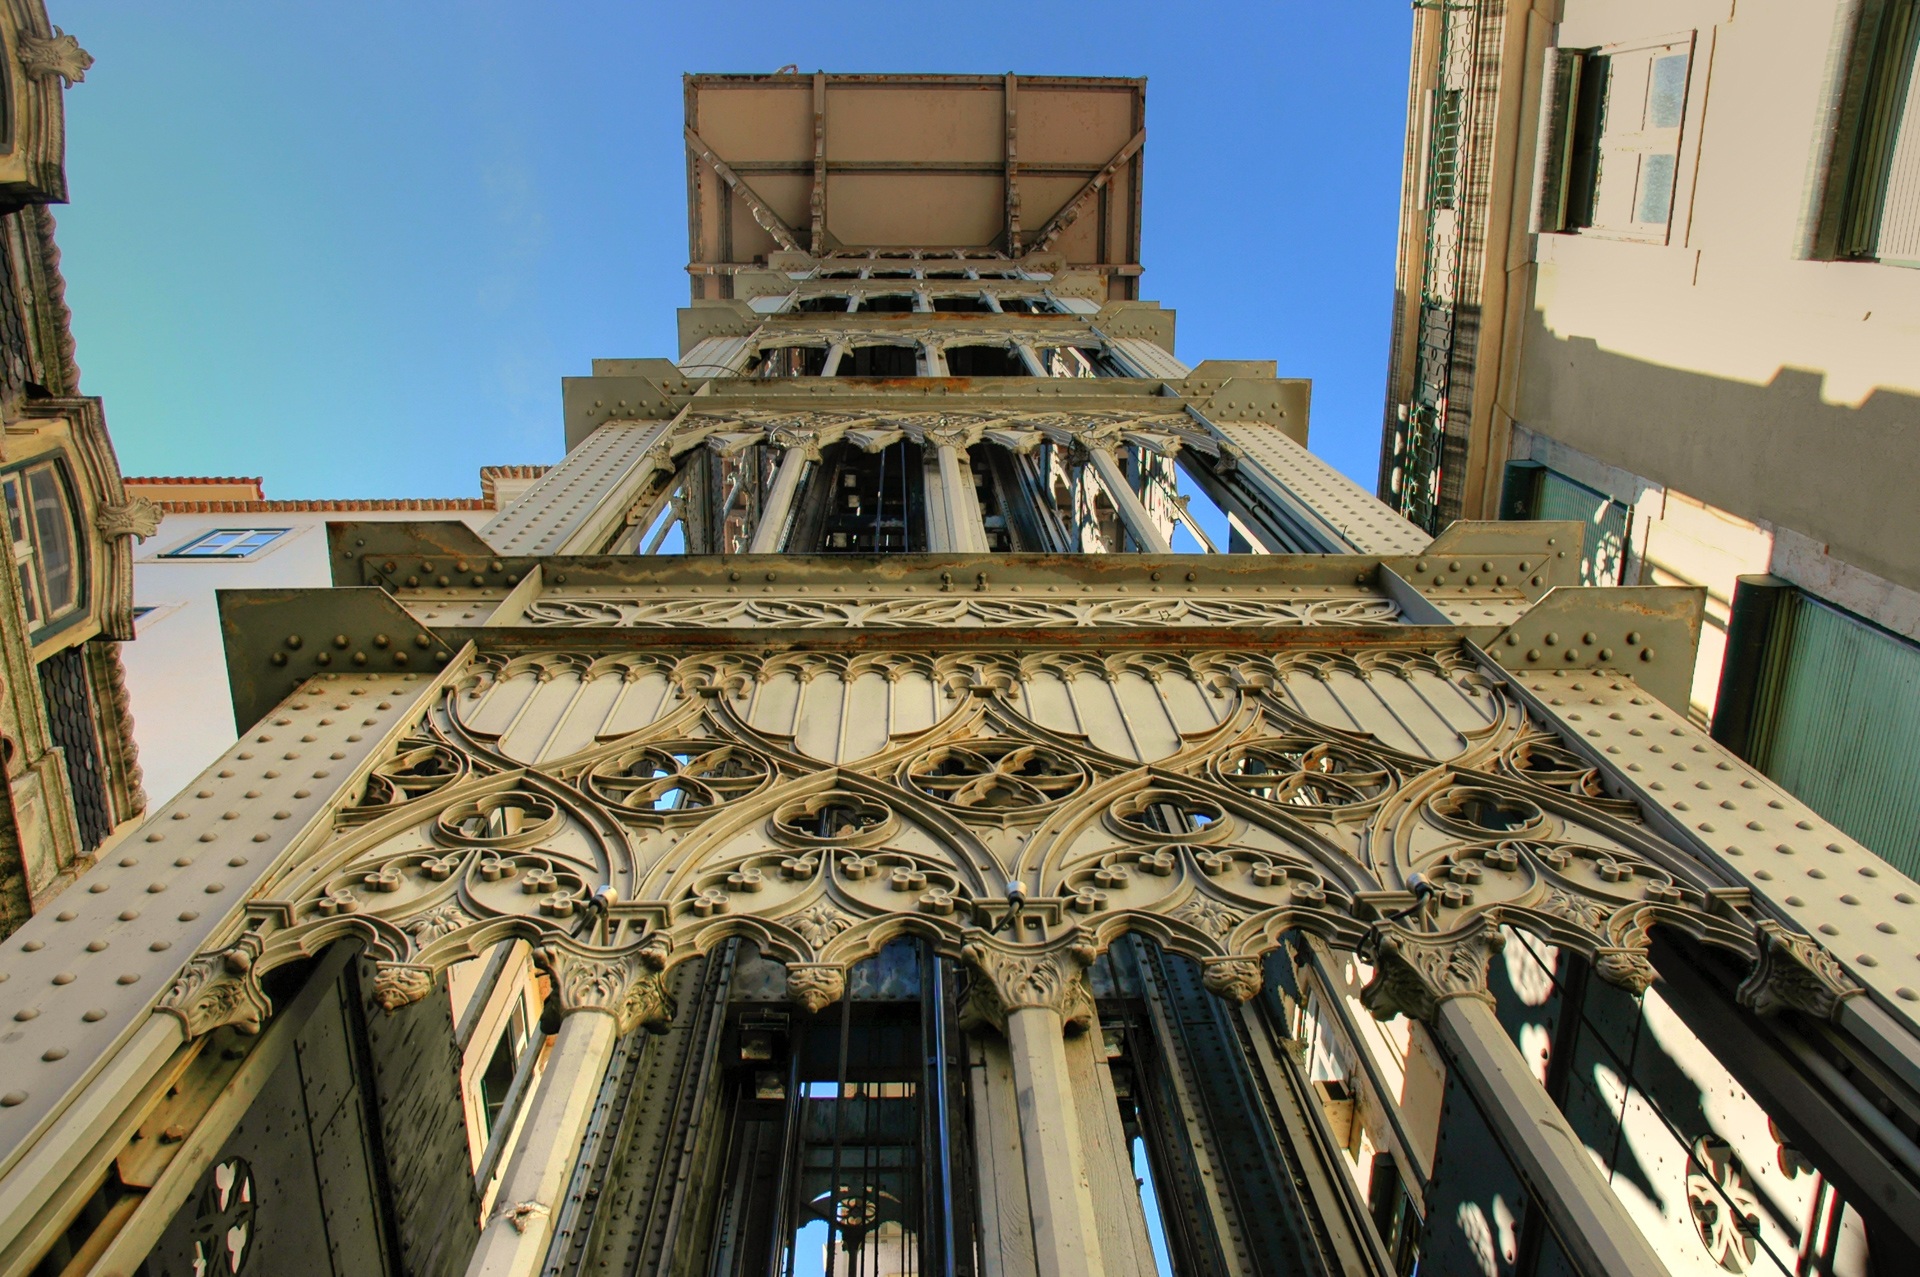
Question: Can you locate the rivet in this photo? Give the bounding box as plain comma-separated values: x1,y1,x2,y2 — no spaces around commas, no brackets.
285,635,303,650
41,1048,66,1062
13,1009,37,1021
1598,647,1613,660
117,974,140,985
271,652,288,666
316,652,332,666
21,940,42,952
1582,632,1596,645
118,910,139,921
1526,649,1541,662
1544,632,1559,646
1640,648,1655,661
1505,634,1519,646
57,910,76,922
1448,560,1461,572
82,1009,105,1022
149,941,172,952
178,911,199,922
1,1091,26,1105
374,634,390,649
51,972,74,985
1626,631,1642,645
353,652,368,665
414,634,431,648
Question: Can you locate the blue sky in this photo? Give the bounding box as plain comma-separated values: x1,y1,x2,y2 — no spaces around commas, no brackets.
54,2,1409,500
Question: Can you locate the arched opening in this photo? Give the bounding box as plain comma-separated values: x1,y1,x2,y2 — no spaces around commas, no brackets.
943,344,1025,377
796,294,853,313
857,293,918,314
833,344,919,377
931,294,993,314
749,345,831,378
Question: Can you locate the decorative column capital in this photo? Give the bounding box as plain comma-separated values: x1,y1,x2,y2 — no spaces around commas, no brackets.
923,426,974,450
1736,920,1864,1021
959,932,1098,1035
786,963,846,1013
769,427,822,461
156,933,270,1037
1360,919,1505,1023
1201,956,1265,1003
535,937,676,1035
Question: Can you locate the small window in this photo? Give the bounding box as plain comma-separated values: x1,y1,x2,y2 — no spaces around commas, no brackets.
1834,0,1920,264
0,459,84,632
1540,36,1693,241
162,528,290,560
478,997,530,1140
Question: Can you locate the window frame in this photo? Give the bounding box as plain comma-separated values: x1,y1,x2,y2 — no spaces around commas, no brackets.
1824,0,1920,264
0,455,88,640
159,527,293,561
1538,31,1698,245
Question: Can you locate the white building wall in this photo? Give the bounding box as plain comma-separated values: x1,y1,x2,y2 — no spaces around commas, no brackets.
126,509,493,806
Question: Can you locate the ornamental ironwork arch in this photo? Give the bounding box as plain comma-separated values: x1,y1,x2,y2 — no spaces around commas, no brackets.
157,646,1857,1040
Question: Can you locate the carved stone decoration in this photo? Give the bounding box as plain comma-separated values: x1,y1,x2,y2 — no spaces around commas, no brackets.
1201,956,1265,1003
786,963,847,1013
1736,920,1865,1021
1359,919,1507,1022
157,935,271,1037
96,496,162,542
535,940,677,1035
1590,945,1659,995
960,931,1099,1035
372,964,435,1011
19,27,93,85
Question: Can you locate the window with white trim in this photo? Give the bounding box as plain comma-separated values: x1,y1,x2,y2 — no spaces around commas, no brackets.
1540,35,1694,242
161,528,290,559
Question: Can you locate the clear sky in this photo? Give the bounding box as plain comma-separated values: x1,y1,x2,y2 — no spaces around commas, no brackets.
53,2,1410,501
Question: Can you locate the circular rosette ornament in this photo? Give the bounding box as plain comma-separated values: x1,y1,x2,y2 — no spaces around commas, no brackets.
903,739,1088,815
347,742,467,821
1058,845,1183,916
463,849,595,919
674,848,827,923
831,848,967,919
586,741,773,822
435,791,563,848
772,791,896,847
1180,845,1339,915
1211,738,1391,814
1106,788,1228,844
308,850,470,922
1425,786,1551,840
1409,841,1541,917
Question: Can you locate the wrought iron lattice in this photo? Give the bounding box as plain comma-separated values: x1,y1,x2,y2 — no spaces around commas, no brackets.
1392,0,1483,534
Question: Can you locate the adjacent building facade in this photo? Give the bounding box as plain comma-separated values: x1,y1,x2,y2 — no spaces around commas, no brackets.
0,9,151,940
119,469,545,806
1380,0,1920,882
2,67,1920,1277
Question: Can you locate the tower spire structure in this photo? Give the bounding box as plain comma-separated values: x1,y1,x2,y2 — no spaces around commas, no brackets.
4,71,1920,1277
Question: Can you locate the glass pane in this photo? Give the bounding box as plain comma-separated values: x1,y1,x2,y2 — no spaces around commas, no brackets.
1648,54,1688,128
26,466,75,615
1636,152,1677,224
15,563,35,624
1,477,25,545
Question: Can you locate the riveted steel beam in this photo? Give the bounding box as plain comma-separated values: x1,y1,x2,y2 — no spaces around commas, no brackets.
218,587,452,732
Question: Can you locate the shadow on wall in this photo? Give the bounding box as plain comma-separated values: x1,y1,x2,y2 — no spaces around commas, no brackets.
1516,324,1920,594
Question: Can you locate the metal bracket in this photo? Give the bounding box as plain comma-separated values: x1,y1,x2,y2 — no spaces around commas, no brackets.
1485,585,1707,712
218,587,452,732
562,361,697,449
326,520,510,589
